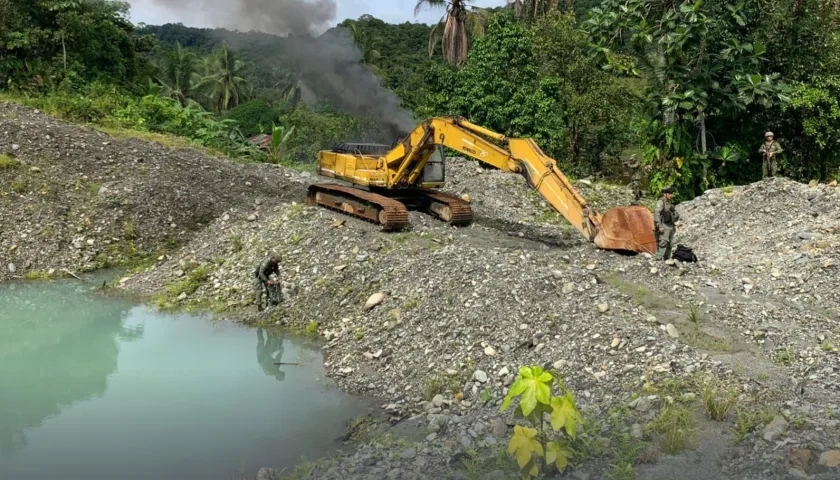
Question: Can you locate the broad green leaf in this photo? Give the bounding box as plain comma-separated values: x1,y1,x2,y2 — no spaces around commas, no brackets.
507,425,543,472
549,395,582,438
546,440,572,472
501,366,553,416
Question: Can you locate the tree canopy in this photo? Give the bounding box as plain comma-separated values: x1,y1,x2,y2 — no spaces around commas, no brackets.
1,0,839,189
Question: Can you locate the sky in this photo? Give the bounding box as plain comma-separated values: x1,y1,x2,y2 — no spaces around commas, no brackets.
126,0,510,31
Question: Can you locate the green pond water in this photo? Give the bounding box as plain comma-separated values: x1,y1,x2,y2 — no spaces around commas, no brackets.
0,274,370,480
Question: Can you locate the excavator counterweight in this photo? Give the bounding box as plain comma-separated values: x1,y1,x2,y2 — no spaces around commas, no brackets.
305,117,657,255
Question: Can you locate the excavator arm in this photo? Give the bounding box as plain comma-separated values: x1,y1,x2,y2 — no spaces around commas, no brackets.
308,116,657,254
378,117,656,253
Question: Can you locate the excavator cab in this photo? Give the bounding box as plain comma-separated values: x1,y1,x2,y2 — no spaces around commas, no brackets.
418,146,445,186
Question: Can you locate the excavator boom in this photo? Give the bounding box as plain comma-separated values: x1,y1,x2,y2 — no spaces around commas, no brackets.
307,116,657,255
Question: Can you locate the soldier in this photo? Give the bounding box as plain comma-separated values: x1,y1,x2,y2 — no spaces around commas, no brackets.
253,253,281,311
625,155,643,204
758,131,783,178
653,187,679,261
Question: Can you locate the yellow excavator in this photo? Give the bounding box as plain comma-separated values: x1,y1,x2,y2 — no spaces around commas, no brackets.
305,116,657,254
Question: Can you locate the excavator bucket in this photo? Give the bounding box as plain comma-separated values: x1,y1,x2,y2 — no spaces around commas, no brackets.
594,206,657,255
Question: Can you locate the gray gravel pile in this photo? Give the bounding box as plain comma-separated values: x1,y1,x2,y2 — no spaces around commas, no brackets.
120,163,801,479
0,102,304,283
675,178,839,313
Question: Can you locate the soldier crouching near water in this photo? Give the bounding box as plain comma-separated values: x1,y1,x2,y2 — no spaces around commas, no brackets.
254,253,280,312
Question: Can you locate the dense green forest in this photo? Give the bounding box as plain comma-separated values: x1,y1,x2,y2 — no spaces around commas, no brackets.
1,0,839,197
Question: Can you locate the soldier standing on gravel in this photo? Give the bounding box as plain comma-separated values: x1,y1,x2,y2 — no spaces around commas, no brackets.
625,155,644,205
653,187,679,261
759,131,783,179
254,253,281,312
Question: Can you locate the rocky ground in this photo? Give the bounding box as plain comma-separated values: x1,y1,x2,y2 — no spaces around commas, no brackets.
0,102,306,282
120,158,840,478
4,102,840,479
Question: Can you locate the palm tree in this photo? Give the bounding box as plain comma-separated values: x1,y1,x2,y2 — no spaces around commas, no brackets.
274,69,304,107
415,0,481,66
347,22,383,74
193,42,249,113
153,41,199,107
507,0,560,20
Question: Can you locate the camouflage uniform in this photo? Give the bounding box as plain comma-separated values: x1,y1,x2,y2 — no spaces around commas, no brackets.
653,188,679,261
759,132,783,178
626,155,643,204
253,255,280,311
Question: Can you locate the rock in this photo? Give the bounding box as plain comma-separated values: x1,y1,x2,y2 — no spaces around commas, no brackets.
400,448,417,459
485,470,507,480
7,263,15,273
819,450,840,467
763,415,789,442
787,449,814,472
799,232,817,240
177,292,188,301
255,468,277,480
426,432,437,442
364,292,385,311
491,418,507,438
561,282,575,294
473,370,488,383
29,166,41,173
432,394,444,407
597,303,610,313
629,396,652,412
666,323,679,338
247,214,258,222
787,468,808,479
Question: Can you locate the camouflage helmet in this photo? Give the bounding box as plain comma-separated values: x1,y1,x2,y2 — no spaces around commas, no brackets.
765,131,774,138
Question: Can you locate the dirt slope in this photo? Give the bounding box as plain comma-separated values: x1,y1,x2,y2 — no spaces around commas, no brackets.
0,102,306,282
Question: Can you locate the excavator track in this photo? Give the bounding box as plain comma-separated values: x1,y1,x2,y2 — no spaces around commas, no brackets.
411,189,474,226
306,183,410,231
368,187,474,227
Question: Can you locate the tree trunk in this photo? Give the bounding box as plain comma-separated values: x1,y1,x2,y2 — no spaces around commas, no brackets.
699,113,707,184
62,33,67,74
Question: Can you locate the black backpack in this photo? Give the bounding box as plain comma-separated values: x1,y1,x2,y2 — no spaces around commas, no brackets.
673,244,698,263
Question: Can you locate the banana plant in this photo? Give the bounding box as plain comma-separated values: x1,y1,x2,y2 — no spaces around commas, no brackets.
267,124,295,164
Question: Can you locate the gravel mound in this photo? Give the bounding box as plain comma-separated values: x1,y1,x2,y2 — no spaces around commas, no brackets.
0,102,306,282
121,158,840,479
677,178,839,308
6,100,839,479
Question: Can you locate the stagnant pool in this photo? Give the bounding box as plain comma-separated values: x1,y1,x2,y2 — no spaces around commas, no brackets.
0,274,369,480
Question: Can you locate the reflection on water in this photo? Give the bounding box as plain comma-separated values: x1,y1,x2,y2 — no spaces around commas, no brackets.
0,277,367,480
256,328,286,382
0,280,141,455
